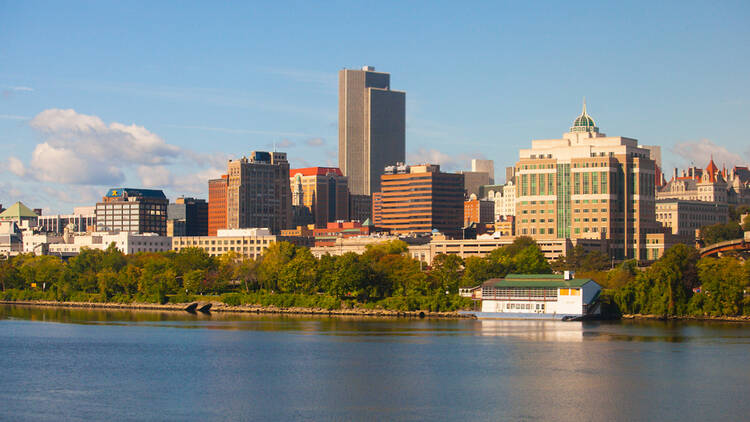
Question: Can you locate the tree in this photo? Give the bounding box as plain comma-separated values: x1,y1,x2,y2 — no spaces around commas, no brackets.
700,222,743,245
690,257,748,316
277,248,318,293
257,242,298,291
742,214,750,232
172,247,216,275
460,256,493,287
429,254,464,294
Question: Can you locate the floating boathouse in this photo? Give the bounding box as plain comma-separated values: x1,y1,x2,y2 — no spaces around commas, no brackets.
463,273,602,320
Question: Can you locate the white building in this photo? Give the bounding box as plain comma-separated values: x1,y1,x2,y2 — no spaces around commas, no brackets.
172,227,306,259
477,273,602,319
37,206,96,234
48,231,171,256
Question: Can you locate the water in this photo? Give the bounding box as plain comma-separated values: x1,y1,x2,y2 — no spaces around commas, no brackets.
1,305,749,421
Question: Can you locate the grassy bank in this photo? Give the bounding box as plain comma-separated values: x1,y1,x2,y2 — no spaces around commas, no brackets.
0,289,474,314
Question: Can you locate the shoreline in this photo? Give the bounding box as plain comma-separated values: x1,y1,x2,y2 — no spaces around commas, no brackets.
621,313,750,323
0,300,474,319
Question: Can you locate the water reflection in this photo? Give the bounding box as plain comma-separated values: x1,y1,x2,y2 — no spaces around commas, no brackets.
476,319,584,342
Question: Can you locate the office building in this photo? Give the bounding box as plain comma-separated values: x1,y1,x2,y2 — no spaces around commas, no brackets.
208,175,228,236
290,167,349,228
95,188,168,236
172,228,309,260
49,231,172,257
459,171,491,198
36,206,96,234
0,202,39,230
226,151,292,234
349,194,372,223
656,199,728,239
464,197,495,226
338,66,405,195
472,159,495,184
167,197,208,237
378,163,464,236
514,101,660,260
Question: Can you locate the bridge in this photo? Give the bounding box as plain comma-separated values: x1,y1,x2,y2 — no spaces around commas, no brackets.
700,232,750,257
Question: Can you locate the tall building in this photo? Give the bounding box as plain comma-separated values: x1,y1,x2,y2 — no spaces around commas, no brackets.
349,194,372,223
514,101,659,260
338,66,406,196
226,151,292,234
167,197,208,237
289,167,349,228
95,188,168,236
379,163,464,236
208,175,228,236
472,159,495,184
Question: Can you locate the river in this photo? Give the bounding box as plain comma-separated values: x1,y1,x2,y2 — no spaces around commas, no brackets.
1,304,749,421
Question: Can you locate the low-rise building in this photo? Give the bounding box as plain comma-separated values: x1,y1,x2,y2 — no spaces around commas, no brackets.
37,206,96,234
477,273,602,319
0,221,23,256
172,228,310,259
48,231,172,257
0,202,39,230
656,199,728,239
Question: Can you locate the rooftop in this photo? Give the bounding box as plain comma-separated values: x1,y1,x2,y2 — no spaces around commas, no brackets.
290,167,343,177
0,201,38,220
105,188,167,200
483,274,596,289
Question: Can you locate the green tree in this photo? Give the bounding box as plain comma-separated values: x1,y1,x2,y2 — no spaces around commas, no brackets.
257,242,298,291
700,222,743,245
183,269,205,294
429,254,464,294
460,256,493,287
691,257,748,316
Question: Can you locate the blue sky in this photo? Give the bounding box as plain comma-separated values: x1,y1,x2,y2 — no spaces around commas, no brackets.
1,1,749,213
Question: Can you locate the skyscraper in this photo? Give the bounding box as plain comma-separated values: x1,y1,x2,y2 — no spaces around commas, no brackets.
338,66,405,196
226,151,292,234
289,167,349,228
208,175,228,236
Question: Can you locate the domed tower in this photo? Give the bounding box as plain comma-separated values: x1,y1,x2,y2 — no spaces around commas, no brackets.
570,99,599,133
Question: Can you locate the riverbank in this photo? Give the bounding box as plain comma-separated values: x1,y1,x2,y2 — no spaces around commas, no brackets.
0,300,473,319
622,313,750,323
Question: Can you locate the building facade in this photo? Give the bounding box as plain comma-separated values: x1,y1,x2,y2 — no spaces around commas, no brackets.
95,188,168,236
37,206,96,234
290,167,349,228
514,102,659,260
657,159,750,206
464,198,495,226
378,163,464,236
208,175,228,236
472,159,495,184
338,66,406,196
48,231,172,256
656,199,728,239
167,197,208,237
172,228,308,260
349,194,372,223
226,151,292,234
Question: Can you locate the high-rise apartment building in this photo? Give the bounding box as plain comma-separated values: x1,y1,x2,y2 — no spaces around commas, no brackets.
95,188,168,236
167,197,208,237
379,163,464,236
290,167,349,228
208,175,228,236
514,102,659,260
226,151,292,234
339,66,406,196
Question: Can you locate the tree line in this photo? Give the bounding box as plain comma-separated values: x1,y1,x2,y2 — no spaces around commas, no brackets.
1,236,748,316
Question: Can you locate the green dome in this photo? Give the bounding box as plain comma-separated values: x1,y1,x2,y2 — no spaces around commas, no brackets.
570,99,599,133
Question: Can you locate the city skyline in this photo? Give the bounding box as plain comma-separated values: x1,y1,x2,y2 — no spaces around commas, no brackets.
1,1,750,212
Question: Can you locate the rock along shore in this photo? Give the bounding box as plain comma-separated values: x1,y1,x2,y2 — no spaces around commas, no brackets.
0,300,474,319
622,313,750,323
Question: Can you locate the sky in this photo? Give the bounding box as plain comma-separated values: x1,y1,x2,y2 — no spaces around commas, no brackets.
1,1,749,213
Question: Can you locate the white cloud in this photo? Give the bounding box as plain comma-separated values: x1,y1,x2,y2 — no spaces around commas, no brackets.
0,114,29,120
9,86,33,92
7,157,26,177
305,137,325,147
30,109,180,165
671,139,747,169
30,142,124,184
408,148,474,172
276,138,295,148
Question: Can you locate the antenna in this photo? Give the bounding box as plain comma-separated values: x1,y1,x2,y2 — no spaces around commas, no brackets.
273,140,276,152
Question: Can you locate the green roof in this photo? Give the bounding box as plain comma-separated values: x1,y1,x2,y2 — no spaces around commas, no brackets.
0,201,38,220
484,273,596,288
